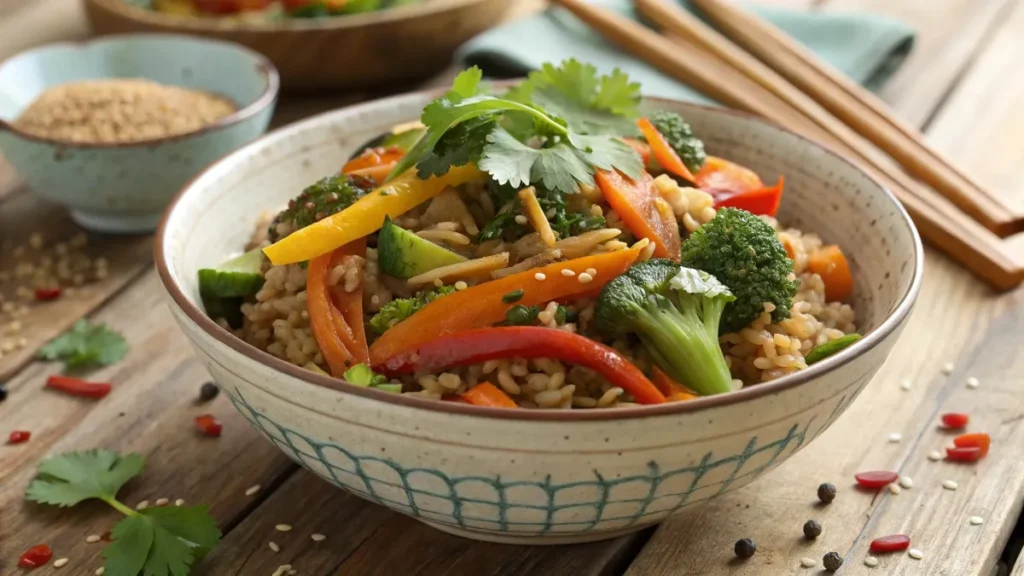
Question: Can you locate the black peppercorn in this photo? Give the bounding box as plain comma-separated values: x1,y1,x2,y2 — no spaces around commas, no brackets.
734,538,756,559
803,520,822,539
0,383,7,403
823,551,843,572
199,382,219,402
817,482,837,504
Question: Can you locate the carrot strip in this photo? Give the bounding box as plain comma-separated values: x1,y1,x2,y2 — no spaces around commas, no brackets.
345,162,397,186
329,238,370,364
667,391,699,402
307,253,354,376
637,117,696,182
460,382,518,408
341,146,405,174
651,366,696,397
623,138,651,166
807,244,854,302
369,244,645,365
595,169,681,260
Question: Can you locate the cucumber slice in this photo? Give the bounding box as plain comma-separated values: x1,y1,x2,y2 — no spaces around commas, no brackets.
377,216,466,279
198,248,266,299
805,333,862,365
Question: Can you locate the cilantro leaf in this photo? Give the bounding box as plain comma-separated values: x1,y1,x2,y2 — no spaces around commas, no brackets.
448,66,483,99
570,133,644,180
142,505,222,555
38,319,129,370
104,515,153,576
103,506,221,576
415,116,494,179
481,127,605,195
532,144,594,194
26,450,145,507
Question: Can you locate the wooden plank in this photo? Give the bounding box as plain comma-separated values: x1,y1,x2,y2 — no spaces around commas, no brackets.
0,272,296,571
197,467,650,576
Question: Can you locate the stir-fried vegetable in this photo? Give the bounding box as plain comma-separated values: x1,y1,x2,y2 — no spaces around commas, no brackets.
713,176,784,217
681,208,798,333
307,252,354,375
269,174,374,243
595,169,680,260
368,286,457,334
808,244,854,302
369,243,647,365
805,333,862,365
329,239,370,362
637,117,696,183
595,261,735,396
377,327,666,405
460,382,518,408
263,164,482,266
647,111,706,175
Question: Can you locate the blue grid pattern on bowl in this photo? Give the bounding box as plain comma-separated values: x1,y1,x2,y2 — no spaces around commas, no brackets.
225,387,853,534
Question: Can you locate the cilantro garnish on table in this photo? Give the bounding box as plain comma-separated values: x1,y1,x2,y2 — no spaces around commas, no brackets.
26,450,221,576
388,59,644,195
37,319,129,371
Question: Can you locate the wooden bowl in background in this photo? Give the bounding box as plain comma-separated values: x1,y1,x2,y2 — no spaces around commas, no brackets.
83,0,514,91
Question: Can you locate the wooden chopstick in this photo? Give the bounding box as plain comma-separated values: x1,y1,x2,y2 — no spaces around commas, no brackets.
688,0,1024,238
547,0,1023,290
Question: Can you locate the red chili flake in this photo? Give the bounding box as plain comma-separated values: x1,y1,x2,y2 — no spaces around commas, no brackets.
45,375,112,399
940,412,969,429
34,287,62,301
946,446,983,462
101,530,113,542
18,544,53,568
8,430,31,444
854,471,899,489
195,414,223,437
869,534,911,553
954,432,991,457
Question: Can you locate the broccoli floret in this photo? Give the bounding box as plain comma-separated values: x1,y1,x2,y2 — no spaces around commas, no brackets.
681,208,798,333
594,259,735,396
368,286,457,335
648,111,706,174
269,174,375,241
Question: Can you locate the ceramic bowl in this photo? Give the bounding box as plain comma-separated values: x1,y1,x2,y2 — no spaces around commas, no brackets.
0,33,278,233
156,92,922,544
84,0,514,91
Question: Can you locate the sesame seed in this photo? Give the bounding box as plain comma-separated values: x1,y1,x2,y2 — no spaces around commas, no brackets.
908,548,923,560
943,480,959,491
245,484,261,496
888,483,902,495
889,433,902,443
561,269,576,277
96,568,106,575
175,498,186,506
534,273,546,281
311,533,327,542
271,565,293,576
275,524,293,532
899,476,913,489
864,556,878,567
86,534,102,543
136,500,149,510
433,278,443,288
586,268,597,277
800,557,816,568
928,450,943,461
578,272,594,284
268,541,280,553
941,362,954,374
966,377,980,389
514,215,528,225
899,379,912,391
454,281,468,291
970,516,984,525
155,498,169,506
54,558,69,568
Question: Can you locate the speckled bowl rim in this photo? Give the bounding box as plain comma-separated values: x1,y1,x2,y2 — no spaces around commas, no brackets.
0,33,280,149
88,0,505,32
155,89,924,422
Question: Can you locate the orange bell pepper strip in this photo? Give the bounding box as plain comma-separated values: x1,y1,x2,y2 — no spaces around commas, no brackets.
342,146,406,174
264,164,483,266
595,169,681,261
381,327,666,405
651,366,698,398
460,382,519,408
623,138,651,166
344,162,398,186
713,176,784,217
953,432,991,457
637,117,696,182
807,244,854,302
307,252,354,376
369,243,645,365
329,238,370,364
694,156,764,196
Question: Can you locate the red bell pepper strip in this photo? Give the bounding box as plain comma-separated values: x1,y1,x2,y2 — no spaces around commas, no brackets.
712,176,784,217
194,414,223,437
946,446,983,462
376,326,666,405
869,535,911,553
637,118,696,182
953,432,990,457
595,169,681,260
460,382,518,408
694,156,764,195
45,375,112,399
940,412,969,429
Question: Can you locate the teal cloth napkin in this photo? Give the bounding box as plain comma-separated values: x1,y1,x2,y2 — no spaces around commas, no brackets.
454,1,915,105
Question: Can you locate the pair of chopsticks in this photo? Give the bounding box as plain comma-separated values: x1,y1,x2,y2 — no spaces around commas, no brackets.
549,0,1024,290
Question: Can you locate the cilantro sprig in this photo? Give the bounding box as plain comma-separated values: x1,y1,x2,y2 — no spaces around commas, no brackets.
26,450,221,576
389,60,644,195
37,319,129,371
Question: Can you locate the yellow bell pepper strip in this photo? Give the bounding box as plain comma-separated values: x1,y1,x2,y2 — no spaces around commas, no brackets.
637,118,696,183
263,164,483,266
595,169,681,261
369,243,645,366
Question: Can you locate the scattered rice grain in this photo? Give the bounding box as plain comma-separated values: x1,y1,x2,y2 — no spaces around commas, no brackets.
970,516,984,525
268,541,281,553
899,476,913,489
928,451,943,461
966,376,979,389
800,557,816,568
943,480,959,491
908,548,923,560
888,483,901,495
889,433,902,443
86,534,102,543
54,558,69,568
155,498,169,506
245,484,261,496
941,362,954,374
864,556,878,567
275,524,293,532
311,533,327,542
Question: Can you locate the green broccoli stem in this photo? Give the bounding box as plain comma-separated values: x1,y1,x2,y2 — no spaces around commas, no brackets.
630,299,733,396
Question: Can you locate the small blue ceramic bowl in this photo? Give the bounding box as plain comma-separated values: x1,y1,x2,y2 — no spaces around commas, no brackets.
0,34,278,233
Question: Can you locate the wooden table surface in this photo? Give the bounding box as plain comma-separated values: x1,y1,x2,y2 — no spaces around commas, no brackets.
2,0,1024,574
